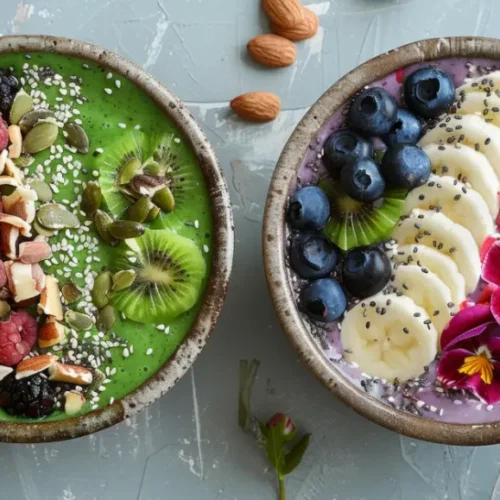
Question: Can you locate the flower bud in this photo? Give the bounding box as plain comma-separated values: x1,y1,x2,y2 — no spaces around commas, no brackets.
267,413,296,441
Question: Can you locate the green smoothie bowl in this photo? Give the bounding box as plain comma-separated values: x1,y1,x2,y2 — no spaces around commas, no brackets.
0,35,233,442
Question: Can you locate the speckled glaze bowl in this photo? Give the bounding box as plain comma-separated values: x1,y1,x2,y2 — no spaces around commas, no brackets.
0,35,234,443
263,36,500,446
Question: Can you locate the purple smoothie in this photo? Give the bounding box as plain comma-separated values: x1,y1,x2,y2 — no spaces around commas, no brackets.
293,57,500,424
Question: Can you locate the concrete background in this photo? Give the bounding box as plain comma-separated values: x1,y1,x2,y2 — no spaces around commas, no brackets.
2,0,500,499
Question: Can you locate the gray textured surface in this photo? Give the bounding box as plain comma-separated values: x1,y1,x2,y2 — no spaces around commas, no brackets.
1,0,500,499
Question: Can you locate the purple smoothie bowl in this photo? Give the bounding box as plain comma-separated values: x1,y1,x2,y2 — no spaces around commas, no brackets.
263,37,500,446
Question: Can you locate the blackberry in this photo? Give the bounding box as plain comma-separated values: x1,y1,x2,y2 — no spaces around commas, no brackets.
0,373,55,418
0,69,19,119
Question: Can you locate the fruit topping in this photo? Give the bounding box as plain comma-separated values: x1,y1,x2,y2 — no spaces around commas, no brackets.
0,69,20,118
404,67,455,118
0,119,8,151
48,362,93,385
349,87,397,136
381,144,431,189
16,354,57,380
342,246,391,298
64,390,86,416
110,228,206,323
381,108,422,146
0,373,55,418
341,293,438,381
340,157,385,202
287,186,330,231
300,278,346,322
322,130,373,178
289,233,338,279
0,311,37,366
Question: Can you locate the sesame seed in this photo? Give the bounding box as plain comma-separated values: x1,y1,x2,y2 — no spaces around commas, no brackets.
104,88,113,95
115,80,121,88
157,324,165,331
118,123,127,129
203,245,209,253
146,348,153,355
365,321,370,329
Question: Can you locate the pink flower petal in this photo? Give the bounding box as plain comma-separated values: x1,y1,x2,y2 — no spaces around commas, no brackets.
486,333,500,357
482,241,500,285
480,233,500,262
491,287,500,324
444,322,496,351
466,366,500,405
440,304,494,350
437,348,473,389
477,283,499,305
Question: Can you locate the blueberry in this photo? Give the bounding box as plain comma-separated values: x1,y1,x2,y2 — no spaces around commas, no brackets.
404,67,455,119
340,157,385,202
349,87,398,136
342,246,391,298
288,186,330,231
381,144,431,189
323,130,373,178
381,109,422,146
290,233,339,279
300,278,346,322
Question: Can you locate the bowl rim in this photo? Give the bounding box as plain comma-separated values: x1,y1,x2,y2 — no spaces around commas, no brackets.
0,35,234,443
263,36,500,446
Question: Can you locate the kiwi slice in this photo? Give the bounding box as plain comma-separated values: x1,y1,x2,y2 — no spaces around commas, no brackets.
319,179,406,251
110,228,206,323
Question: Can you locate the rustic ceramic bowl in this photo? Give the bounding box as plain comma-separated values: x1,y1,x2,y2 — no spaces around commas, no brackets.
263,36,500,446
0,35,234,443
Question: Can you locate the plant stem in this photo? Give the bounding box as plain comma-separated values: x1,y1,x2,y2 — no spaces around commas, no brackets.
278,475,285,500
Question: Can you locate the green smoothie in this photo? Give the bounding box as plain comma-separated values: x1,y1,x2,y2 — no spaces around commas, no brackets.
0,52,213,422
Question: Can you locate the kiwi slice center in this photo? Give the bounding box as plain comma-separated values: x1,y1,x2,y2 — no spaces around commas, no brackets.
139,263,175,286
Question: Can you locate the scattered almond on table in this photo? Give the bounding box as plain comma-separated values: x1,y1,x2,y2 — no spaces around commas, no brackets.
231,0,320,123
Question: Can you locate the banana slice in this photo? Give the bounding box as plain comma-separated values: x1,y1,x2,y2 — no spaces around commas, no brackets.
392,209,480,293
456,71,500,95
455,91,500,127
418,115,500,178
393,244,466,304
341,293,438,382
422,143,499,216
391,264,454,335
402,174,493,245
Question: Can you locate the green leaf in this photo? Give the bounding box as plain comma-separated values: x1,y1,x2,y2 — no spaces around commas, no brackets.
282,433,311,476
238,359,260,432
266,419,286,474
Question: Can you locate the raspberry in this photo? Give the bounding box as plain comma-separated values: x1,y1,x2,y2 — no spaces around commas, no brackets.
0,311,37,366
0,119,8,150
0,373,55,418
0,69,19,119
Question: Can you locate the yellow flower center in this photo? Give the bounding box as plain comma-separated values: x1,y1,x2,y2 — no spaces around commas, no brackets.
458,351,494,384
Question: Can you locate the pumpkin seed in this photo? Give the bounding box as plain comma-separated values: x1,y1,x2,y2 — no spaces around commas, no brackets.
92,271,112,309
94,209,118,246
64,122,89,154
29,180,53,202
0,300,11,320
146,204,161,222
37,203,80,229
13,153,34,168
82,182,102,216
62,282,81,304
112,270,136,292
153,186,175,212
118,158,142,185
9,89,33,125
33,219,57,236
19,109,56,134
127,197,153,223
23,121,59,154
143,160,161,175
108,220,145,240
65,310,94,331
118,185,140,202
97,305,117,332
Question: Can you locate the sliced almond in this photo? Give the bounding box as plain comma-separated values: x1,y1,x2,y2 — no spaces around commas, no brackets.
48,362,93,385
0,365,13,381
5,261,40,302
31,263,46,292
38,275,63,320
2,195,36,223
8,125,22,159
1,224,19,259
18,240,52,264
16,354,57,380
4,158,24,184
38,318,66,348
64,390,86,415
0,149,8,175
0,213,31,236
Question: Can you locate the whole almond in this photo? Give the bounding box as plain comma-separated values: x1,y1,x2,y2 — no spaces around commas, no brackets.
271,7,319,41
247,34,297,68
230,92,281,122
262,0,304,28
